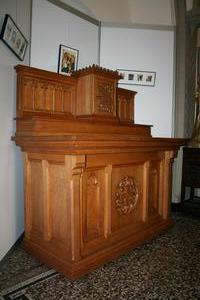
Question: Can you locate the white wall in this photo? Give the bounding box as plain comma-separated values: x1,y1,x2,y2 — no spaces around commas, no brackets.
0,0,31,261
31,0,99,72
100,26,175,137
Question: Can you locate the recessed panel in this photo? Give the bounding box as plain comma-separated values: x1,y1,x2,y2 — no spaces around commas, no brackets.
49,163,69,244
30,160,44,234
148,161,162,219
81,168,107,256
111,163,145,233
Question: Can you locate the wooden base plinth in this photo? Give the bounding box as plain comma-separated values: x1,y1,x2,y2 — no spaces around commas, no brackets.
24,218,173,279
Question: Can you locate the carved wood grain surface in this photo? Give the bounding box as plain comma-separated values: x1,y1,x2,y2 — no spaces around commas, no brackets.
14,64,187,278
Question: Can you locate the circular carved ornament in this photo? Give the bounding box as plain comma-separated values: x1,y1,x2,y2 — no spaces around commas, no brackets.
115,176,138,215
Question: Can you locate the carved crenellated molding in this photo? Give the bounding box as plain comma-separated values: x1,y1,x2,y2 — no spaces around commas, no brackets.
71,64,120,79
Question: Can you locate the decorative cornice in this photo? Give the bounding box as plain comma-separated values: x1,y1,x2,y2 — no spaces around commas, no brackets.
72,64,121,79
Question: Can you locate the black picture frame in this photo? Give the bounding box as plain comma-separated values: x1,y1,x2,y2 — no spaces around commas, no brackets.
0,14,28,61
117,69,156,87
58,44,79,76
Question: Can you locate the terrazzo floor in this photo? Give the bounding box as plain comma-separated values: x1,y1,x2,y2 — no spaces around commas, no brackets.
0,213,200,299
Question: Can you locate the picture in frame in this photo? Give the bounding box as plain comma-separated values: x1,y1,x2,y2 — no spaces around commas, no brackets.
117,69,156,87
0,14,28,61
58,44,79,75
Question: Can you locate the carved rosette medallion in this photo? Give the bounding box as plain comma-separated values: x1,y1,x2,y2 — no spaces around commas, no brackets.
115,176,138,215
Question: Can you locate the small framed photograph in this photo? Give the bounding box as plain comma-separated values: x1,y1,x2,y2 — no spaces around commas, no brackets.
0,14,28,61
58,44,79,75
117,69,156,87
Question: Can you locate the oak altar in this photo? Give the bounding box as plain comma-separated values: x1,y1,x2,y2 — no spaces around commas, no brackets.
13,64,186,279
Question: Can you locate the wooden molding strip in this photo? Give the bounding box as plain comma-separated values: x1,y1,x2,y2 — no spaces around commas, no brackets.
101,22,175,31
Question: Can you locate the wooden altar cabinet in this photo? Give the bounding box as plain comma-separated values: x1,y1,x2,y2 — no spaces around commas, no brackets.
13,65,186,279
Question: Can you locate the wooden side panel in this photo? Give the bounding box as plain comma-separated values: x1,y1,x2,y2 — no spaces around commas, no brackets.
117,88,136,123
24,153,75,261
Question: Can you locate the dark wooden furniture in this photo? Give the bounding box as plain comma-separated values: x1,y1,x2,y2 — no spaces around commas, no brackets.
13,64,186,279
181,147,200,202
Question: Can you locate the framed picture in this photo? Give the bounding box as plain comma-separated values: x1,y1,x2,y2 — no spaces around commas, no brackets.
0,14,28,61
117,69,156,87
58,44,79,75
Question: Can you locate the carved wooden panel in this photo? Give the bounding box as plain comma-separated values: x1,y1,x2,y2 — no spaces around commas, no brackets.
81,168,108,256
75,72,117,119
111,164,146,235
115,176,138,215
95,78,115,115
34,81,54,111
20,76,76,116
117,88,136,123
22,78,35,110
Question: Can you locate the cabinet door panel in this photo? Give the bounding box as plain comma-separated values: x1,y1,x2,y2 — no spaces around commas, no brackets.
81,168,108,256
111,163,146,237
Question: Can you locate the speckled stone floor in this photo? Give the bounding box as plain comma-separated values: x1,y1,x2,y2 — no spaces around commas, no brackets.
0,213,200,300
